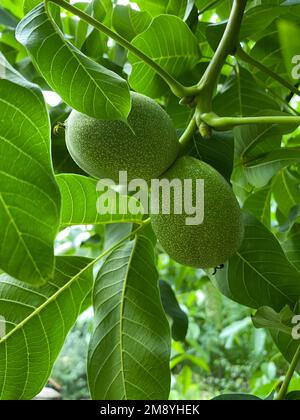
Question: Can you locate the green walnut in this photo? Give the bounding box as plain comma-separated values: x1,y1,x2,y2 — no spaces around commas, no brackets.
151,156,244,269
65,92,179,182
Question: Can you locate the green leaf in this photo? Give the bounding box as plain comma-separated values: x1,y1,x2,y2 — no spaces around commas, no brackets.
243,147,300,187
170,353,210,372
206,3,300,45
283,0,300,5
213,68,280,118
0,0,23,18
271,324,300,373
92,0,112,23
214,213,300,311
212,394,262,400
88,231,171,400
282,225,300,271
273,168,300,218
190,131,234,182
104,224,133,251
195,21,214,58
159,280,188,342
0,53,60,286
0,7,18,28
80,0,112,59
235,113,295,159
243,186,272,228
240,5,281,40
286,391,300,400
0,256,93,400
205,22,226,52
0,27,26,57
195,0,225,14
252,306,294,335
23,0,40,15
165,0,189,17
72,2,94,50
50,106,86,175
279,205,300,232
234,115,296,188
205,4,282,53
278,19,300,83
16,4,131,121
272,330,300,374
214,0,233,18
244,147,300,170
135,0,188,18
112,5,152,42
166,94,194,129
57,174,144,227
128,15,200,98
246,33,291,97
15,57,49,89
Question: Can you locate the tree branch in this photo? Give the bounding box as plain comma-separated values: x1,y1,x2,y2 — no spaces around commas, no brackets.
196,0,247,112
179,115,197,151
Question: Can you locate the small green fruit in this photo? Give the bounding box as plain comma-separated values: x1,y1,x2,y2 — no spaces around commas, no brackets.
151,156,244,269
65,92,179,182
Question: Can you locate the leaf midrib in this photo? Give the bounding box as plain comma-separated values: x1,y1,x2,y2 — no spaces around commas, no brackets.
0,258,93,345
237,251,295,305
119,238,137,400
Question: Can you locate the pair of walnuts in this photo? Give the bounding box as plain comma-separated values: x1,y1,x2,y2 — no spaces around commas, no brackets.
65,92,244,269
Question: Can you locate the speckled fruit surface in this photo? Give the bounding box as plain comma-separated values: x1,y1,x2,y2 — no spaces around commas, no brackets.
65,92,179,182
151,156,244,268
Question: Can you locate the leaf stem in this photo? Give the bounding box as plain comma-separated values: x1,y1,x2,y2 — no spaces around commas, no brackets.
179,115,197,150
276,343,300,400
196,0,247,112
44,0,198,98
236,46,300,99
201,112,300,130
